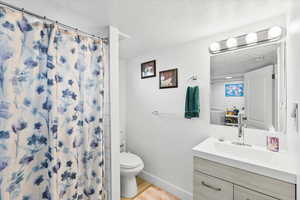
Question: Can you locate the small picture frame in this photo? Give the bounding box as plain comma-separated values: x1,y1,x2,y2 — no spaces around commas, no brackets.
159,68,178,89
225,83,244,97
141,60,156,79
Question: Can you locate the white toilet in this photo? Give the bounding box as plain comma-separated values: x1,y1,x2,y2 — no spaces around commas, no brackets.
120,152,144,198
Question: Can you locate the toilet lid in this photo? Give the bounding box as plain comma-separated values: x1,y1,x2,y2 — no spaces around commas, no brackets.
120,152,143,169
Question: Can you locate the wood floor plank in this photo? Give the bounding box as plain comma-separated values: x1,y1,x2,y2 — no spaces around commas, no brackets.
121,177,180,200
137,177,152,194
121,177,151,200
135,186,180,200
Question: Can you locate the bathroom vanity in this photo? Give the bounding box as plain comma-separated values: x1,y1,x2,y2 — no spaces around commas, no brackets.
193,138,297,200
200,28,297,200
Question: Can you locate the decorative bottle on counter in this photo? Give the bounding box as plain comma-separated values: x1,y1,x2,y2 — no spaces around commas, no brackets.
266,127,279,152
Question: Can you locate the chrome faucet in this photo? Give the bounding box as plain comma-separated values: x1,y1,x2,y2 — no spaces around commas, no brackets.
232,112,251,147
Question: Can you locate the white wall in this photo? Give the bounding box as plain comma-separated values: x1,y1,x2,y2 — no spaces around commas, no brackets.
211,80,244,111
287,0,300,191
126,39,211,199
122,16,287,199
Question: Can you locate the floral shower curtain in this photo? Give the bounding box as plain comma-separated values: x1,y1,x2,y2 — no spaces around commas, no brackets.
0,6,106,200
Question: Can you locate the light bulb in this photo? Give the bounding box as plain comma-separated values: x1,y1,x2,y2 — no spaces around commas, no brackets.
210,42,221,52
246,32,258,44
268,26,282,39
226,38,237,48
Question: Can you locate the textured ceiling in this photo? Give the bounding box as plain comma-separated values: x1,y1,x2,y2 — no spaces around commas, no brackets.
4,0,290,58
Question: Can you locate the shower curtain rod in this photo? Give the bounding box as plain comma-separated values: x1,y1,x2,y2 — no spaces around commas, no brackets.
0,0,108,41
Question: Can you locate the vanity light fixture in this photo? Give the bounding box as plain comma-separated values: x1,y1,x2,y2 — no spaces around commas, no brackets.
245,32,258,44
225,76,233,79
226,38,237,48
268,26,282,39
209,26,284,54
210,42,221,52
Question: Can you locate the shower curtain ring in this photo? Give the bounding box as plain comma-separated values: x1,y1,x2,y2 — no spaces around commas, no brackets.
75,28,79,37
42,16,47,26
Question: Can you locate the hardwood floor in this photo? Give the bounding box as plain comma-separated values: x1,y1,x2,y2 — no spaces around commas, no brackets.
121,177,180,200
121,177,152,200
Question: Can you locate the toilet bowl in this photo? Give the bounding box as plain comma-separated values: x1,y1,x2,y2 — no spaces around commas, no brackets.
120,152,144,198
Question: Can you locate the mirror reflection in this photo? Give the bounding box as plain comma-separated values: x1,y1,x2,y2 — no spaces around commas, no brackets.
210,43,286,132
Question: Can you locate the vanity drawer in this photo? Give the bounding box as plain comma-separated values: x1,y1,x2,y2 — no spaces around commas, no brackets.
194,157,296,200
194,171,233,200
234,185,278,200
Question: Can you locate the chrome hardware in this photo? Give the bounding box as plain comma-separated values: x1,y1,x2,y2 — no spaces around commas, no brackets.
233,112,252,146
201,181,222,191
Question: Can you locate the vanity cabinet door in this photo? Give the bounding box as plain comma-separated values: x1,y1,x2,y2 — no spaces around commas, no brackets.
234,185,278,200
194,157,296,200
194,171,233,200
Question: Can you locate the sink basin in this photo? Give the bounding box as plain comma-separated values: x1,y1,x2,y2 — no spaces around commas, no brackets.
192,137,297,184
214,141,273,163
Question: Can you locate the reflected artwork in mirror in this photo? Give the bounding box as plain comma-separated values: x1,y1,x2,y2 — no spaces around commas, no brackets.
210,42,286,133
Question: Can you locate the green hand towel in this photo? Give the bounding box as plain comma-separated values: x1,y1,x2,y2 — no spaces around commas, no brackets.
192,86,200,118
185,86,200,119
185,87,192,118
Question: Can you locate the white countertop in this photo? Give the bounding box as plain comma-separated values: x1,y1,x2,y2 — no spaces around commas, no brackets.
193,137,297,184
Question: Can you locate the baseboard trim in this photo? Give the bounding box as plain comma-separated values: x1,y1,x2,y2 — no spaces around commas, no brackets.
139,170,193,200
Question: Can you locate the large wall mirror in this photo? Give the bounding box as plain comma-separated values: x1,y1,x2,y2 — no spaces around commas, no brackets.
210,42,286,133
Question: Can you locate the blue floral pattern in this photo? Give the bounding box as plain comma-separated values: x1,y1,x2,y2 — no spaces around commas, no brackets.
0,7,105,200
